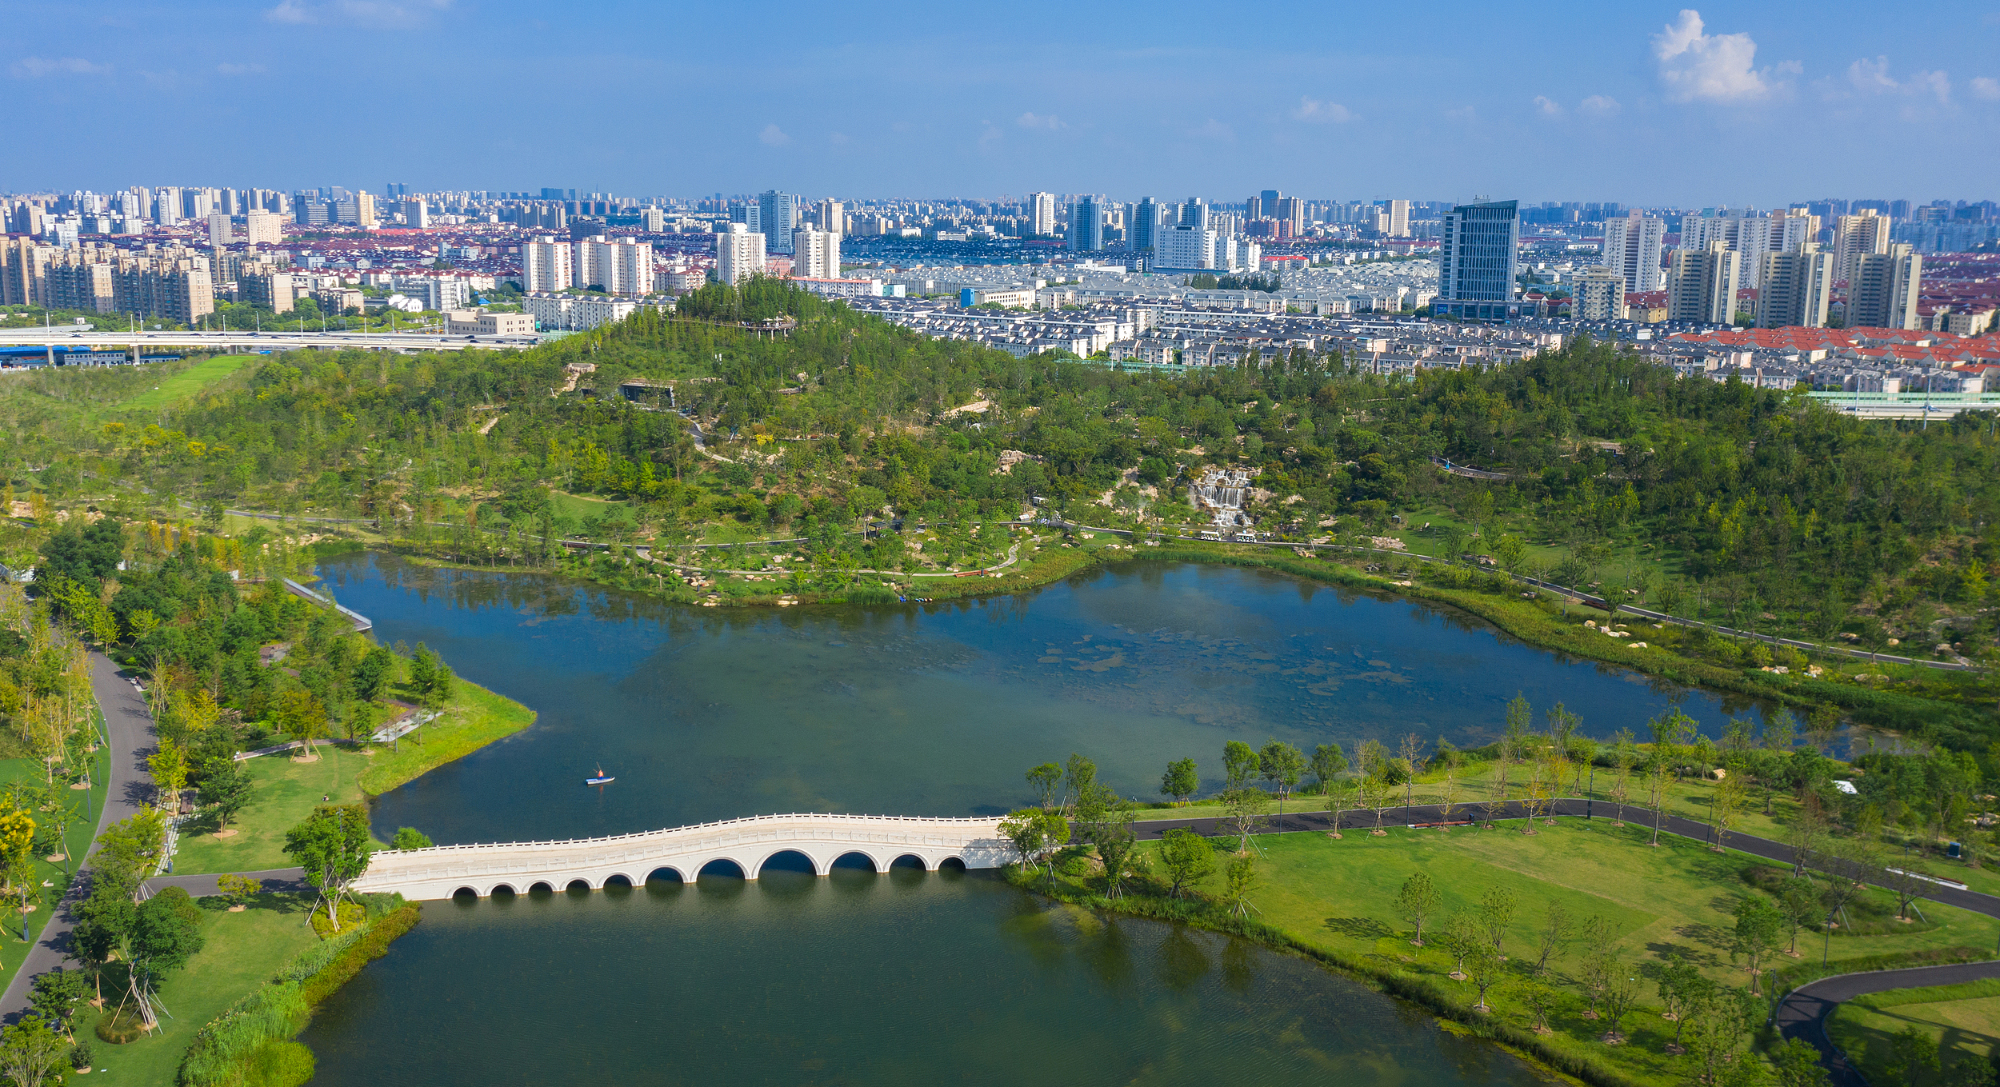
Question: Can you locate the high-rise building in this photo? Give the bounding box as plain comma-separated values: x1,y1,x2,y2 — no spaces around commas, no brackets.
1027,192,1057,238
1570,267,1626,321
715,226,766,285
1387,199,1411,238
572,239,654,295
1847,245,1921,330
243,209,283,246
207,212,233,248
1154,227,1218,271
1667,240,1740,325
1275,197,1305,238
522,238,574,293
44,251,115,314
1177,198,1209,231
1131,198,1163,253
2,238,51,306
1599,211,1666,292
791,229,841,279
1834,209,1892,286
1435,200,1521,320
638,206,665,233
758,190,798,253
153,188,181,227
1069,197,1104,252
819,199,845,235
1680,210,1811,289
1755,247,1833,329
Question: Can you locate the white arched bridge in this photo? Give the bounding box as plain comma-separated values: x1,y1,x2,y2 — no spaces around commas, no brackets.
351,813,1012,900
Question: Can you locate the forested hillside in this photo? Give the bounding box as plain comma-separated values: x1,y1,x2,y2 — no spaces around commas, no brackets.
4,279,2000,703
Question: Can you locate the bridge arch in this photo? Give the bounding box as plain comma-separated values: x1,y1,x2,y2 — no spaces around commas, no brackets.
830,849,885,874
602,873,636,889
527,881,556,895
756,849,818,878
487,882,519,897
939,856,968,872
697,857,749,880
645,866,689,885
452,886,478,901
888,853,931,872
565,879,591,893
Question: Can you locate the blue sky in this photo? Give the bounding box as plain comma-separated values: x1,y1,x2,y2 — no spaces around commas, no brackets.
6,1,1997,205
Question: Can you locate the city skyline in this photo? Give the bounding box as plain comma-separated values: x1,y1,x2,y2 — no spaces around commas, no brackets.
5,1,1997,201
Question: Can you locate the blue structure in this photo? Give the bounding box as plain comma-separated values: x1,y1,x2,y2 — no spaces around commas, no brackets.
1436,199,1528,321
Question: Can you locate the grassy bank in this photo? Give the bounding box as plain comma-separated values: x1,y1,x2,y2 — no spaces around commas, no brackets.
174,747,381,875
357,678,536,796
1828,978,2000,1082
1022,815,1999,1087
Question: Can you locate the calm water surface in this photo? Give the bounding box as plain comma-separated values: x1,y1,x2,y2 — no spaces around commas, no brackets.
300,552,1748,1085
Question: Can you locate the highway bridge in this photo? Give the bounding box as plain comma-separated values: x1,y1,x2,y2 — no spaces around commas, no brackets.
0,327,536,359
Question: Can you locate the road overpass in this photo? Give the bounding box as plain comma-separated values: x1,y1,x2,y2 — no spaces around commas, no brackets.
351,813,1012,899
0,328,536,357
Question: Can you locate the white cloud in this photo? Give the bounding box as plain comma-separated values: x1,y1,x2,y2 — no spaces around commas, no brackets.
216,63,266,76
1842,56,1951,103
1015,111,1064,130
1578,94,1622,117
1652,9,1772,103
1974,77,2000,100
10,56,110,78
1533,95,1564,117
265,0,449,26
758,124,791,147
1293,97,1352,123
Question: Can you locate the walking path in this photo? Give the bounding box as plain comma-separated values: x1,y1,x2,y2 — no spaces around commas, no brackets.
0,652,156,1021
1773,962,2000,1087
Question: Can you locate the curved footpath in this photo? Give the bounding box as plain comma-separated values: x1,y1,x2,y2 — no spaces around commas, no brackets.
1125,797,2000,1085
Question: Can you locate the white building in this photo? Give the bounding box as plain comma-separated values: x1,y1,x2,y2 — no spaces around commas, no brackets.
523,238,573,293
1571,267,1626,320
1756,248,1833,329
1155,227,1217,271
1681,210,1814,289
715,226,766,285
243,209,283,246
573,238,654,296
1667,241,1740,325
1028,192,1057,238
1847,246,1921,330
523,292,645,331
393,275,469,312
1599,212,1665,292
1834,210,1892,286
1387,199,1411,238
206,212,233,248
791,229,841,280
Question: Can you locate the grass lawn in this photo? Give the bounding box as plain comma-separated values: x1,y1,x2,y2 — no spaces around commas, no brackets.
118,354,253,413
79,892,322,1085
1083,816,2000,1087
173,746,380,875
358,678,535,796
1829,978,2000,1083
0,745,111,1001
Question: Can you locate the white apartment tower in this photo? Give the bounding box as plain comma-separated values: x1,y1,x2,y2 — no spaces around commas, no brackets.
207,212,234,248
1028,192,1057,238
792,229,841,279
1599,212,1665,292
819,200,845,235
574,239,653,296
243,209,283,246
1847,245,1922,330
1755,247,1833,329
522,238,574,293
1387,199,1411,238
1834,210,1893,286
715,226,766,285
1667,240,1740,325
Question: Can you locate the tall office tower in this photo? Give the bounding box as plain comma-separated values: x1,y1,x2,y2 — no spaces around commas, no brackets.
715,226,766,285
1131,198,1165,252
1435,199,1521,320
153,188,181,226
1178,197,1209,231
818,199,845,235
207,212,233,248
757,190,798,252
1387,199,1411,238
1275,197,1305,237
1667,240,1741,325
1599,211,1666,292
1755,247,1833,329
1028,192,1057,237
1155,227,1218,270
243,209,283,246
1847,245,1922,330
522,238,574,293
1834,209,1892,285
1069,197,1105,252
792,229,841,278
1571,267,1626,320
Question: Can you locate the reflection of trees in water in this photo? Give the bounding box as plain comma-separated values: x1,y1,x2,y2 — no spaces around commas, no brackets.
1155,924,1211,994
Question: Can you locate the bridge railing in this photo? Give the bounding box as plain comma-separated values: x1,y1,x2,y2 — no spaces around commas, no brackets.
388,811,1004,857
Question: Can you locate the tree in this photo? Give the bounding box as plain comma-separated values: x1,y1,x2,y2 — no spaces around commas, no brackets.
1731,896,1784,993
1223,740,1260,791
1577,923,1615,1016
282,804,374,932
1657,954,1714,1050
1890,1026,1940,1087
26,970,87,1040
1683,986,1758,1086
90,811,165,899
1599,973,1639,1043
1478,886,1516,958
1089,798,1139,899
1522,982,1558,1033
1881,858,1933,921
1771,1037,1830,1087
1222,784,1270,854
1395,871,1443,946
1309,742,1347,795
214,873,260,908
354,645,396,702
1259,740,1306,830
1711,767,1747,851
1160,758,1198,805
1026,763,1062,810
1061,753,1096,814
1157,828,1214,898
1222,855,1257,918
408,642,454,709
272,688,329,755
1533,899,1574,977
134,886,205,976
1462,939,1502,1012
196,755,252,832
1775,877,1820,957
1610,728,1637,821
1326,774,1355,837
0,1015,68,1087
392,827,433,851
1439,911,1481,978
1397,732,1427,810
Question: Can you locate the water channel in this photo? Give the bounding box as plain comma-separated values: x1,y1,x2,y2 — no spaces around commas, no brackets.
301,552,1754,1085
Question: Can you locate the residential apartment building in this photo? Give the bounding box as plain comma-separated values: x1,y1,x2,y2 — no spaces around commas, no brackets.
715,226,766,285
1847,246,1922,330
1667,240,1740,325
207,212,233,248
522,238,573,293
1,239,51,306
1834,209,1892,285
573,238,654,295
1028,192,1057,238
44,252,115,314
240,266,297,312
791,229,841,279
1681,210,1814,288
1130,198,1164,253
1599,211,1665,292
243,209,283,246
1435,200,1522,320
758,190,798,253
1154,227,1218,271
1570,267,1625,321
1387,199,1411,238
112,251,215,325
1755,247,1833,329
1069,197,1104,252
